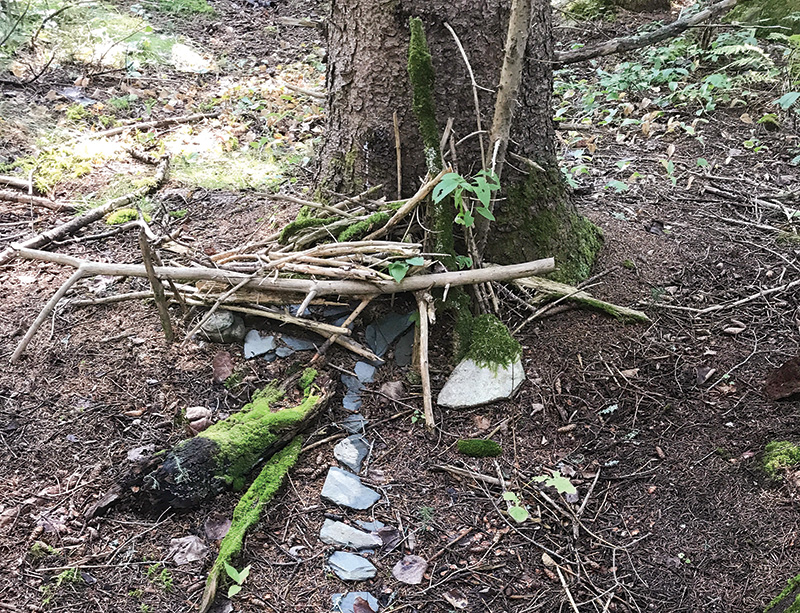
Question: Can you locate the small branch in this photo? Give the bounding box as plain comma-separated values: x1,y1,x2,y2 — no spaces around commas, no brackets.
0,189,71,211
311,296,373,363
554,0,738,67
393,110,402,200
11,268,85,363
0,175,34,192
0,156,169,266
363,167,449,241
85,113,219,140
278,80,325,100
415,291,435,431
138,229,173,342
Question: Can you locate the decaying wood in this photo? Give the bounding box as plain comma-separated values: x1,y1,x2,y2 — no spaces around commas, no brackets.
554,0,738,67
512,274,650,323
0,175,34,192
0,189,73,211
0,156,170,266
85,112,220,140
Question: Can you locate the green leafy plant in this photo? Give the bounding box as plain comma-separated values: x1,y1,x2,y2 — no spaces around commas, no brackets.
432,170,500,227
224,562,251,598
503,491,530,523
387,256,425,283
531,470,577,495
660,159,677,186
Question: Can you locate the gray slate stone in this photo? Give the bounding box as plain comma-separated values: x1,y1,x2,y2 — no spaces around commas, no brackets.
365,312,414,357
437,357,526,409
394,329,414,367
331,592,379,613
341,414,368,434
334,435,370,473
276,346,295,358
354,362,376,383
320,519,382,550
198,310,245,343
321,467,380,510
282,336,316,351
342,374,362,393
243,330,276,359
343,391,362,412
356,519,385,532
328,551,376,581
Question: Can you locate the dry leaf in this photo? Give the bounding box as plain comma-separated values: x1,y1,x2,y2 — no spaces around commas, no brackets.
212,351,234,384
442,589,469,609
204,513,232,540
472,415,491,432
169,535,208,565
392,555,428,584
541,552,556,567
353,597,376,613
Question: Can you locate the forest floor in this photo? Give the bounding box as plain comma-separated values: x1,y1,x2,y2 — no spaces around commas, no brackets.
1,1,800,612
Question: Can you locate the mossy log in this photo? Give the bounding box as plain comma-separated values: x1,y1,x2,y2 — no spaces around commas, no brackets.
86,371,329,516
766,573,800,613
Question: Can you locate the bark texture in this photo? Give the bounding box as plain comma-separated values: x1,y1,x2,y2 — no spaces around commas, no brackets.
319,0,602,284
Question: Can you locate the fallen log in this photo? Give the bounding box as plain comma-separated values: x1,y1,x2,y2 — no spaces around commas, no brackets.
86,370,328,517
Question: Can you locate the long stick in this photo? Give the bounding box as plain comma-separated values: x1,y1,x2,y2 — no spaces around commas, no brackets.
0,156,169,265
474,0,532,255
139,229,173,342
363,167,448,241
0,189,70,211
11,268,85,363
554,0,737,67
415,291,435,431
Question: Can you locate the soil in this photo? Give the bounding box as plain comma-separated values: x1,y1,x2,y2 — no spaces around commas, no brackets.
1,1,800,612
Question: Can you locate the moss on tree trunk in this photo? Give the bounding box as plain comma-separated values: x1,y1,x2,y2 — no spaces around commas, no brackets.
732,0,800,33
486,165,602,285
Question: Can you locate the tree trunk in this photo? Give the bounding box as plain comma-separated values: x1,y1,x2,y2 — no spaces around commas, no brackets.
319,0,601,284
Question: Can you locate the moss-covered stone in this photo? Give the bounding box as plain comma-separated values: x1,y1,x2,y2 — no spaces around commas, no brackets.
487,166,603,285
466,314,521,369
457,438,503,457
766,573,800,613
763,441,800,479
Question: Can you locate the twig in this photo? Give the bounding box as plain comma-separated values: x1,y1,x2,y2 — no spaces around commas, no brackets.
0,189,72,211
139,229,173,342
11,268,85,363
415,291,435,431
393,110,402,200
0,175,34,192
296,289,317,317
311,296,374,362
696,277,800,315
85,113,219,140
278,80,325,100
183,276,254,345
363,168,449,241
556,566,580,613
554,0,738,66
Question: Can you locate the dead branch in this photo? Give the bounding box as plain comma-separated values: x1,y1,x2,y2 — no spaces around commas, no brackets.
0,175,34,192
0,156,169,266
86,113,219,140
14,246,556,297
139,229,173,342
415,291,435,430
553,0,737,67
0,189,72,212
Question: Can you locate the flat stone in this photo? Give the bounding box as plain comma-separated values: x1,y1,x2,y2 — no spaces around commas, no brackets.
244,330,276,359
282,336,316,351
394,329,414,367
342,374,362,393
354,362,376,384
341,414,368,434
356,520,385,532
437,357,526,409
276,346,295,358
320,519,382,550
343,391,362,412
328,551,376,581
321,467,380,510
263,351,276,363
334,435,370,473
198,310,245,343
331,592,379,613
365,312,415,357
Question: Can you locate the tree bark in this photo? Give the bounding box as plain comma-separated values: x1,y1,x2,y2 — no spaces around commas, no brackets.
319,0,602,284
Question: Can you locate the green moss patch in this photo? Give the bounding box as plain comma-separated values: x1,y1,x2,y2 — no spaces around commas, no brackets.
106,208,150,225
766,572,800,612
466,314,521,369
457,439,503,457
763,441,800,479
338,211,390,242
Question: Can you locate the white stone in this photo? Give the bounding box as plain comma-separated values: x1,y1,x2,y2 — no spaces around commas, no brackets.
437,357,525,409
320,519,382,550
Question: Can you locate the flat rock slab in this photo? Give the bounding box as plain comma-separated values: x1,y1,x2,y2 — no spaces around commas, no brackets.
437,357,526,409
282,336,317,351
394,329,414,367
354,362,376,384
320,519,382,550
343,391,363,412
334,435,370,473
321,467,380,510
341,414,368,434
199,310,245,343
365,312,415,357
244,330,276,359
328,551,377,581
332,592,380,612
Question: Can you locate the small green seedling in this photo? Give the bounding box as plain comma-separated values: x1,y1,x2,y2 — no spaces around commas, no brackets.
224,562,251,598
387,256,425,283
532,470,577,496
432,170,500,228
503,491,529,523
